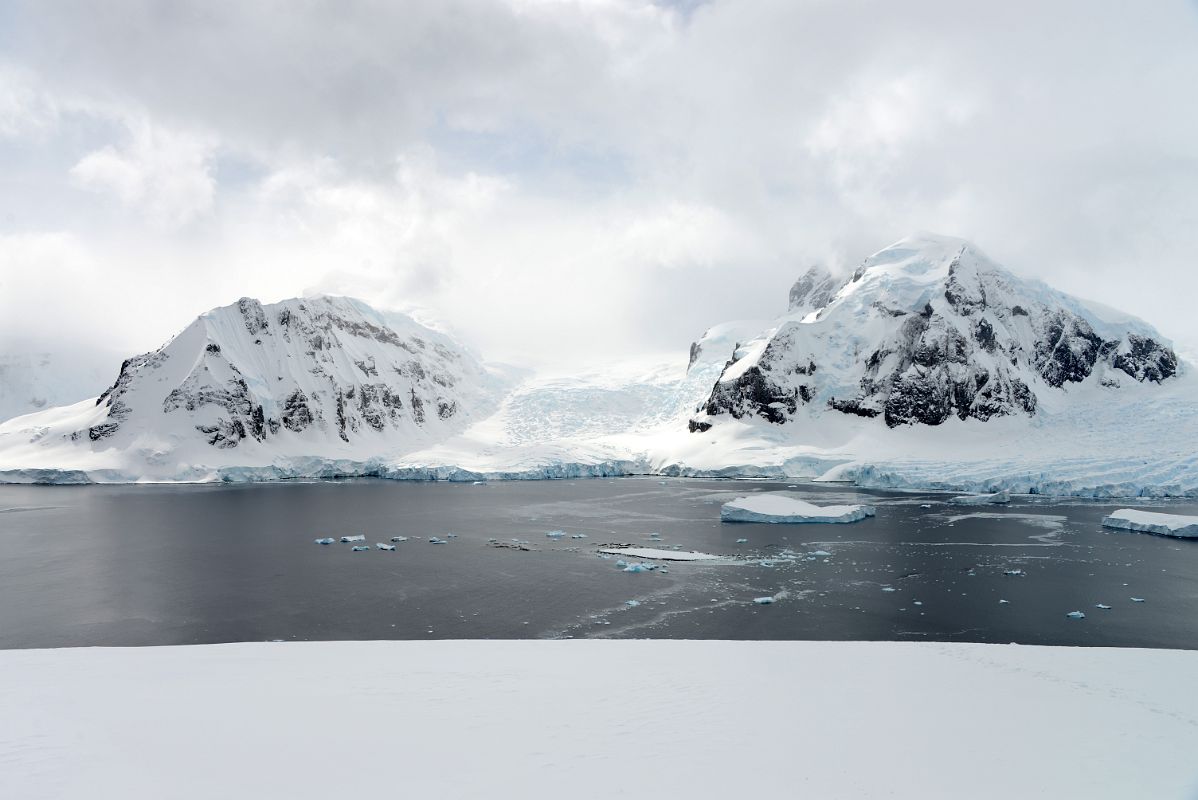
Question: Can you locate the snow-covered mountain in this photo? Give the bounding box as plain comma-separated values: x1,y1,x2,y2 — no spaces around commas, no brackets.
0,295,507,479
689,233,1180,432
1,238,1194,496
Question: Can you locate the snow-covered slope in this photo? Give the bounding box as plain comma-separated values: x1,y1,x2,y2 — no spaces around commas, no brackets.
691,232,1179,430
0,296,507,480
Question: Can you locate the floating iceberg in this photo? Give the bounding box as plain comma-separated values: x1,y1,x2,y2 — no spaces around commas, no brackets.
1131,597,1146,603
753,596,775,605
314,537,335,545
546,531,566,539
376,543,396,551
390,536,408,543
340,535,366,543
428,537,448,545
948,491,1011,506
623,562,659,573
720,494,875,524
735,538,749,544
351,545,369,552
1095,604,1111,610
1066,611,1085,619
1101,509,1198,539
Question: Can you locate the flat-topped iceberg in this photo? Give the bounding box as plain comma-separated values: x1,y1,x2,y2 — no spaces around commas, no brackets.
1101,509,1198,539
720,494,875,524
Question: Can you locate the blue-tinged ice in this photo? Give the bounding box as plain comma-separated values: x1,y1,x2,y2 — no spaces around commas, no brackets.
314,537,335,545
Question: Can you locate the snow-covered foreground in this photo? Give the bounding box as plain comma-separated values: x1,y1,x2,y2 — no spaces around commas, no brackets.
2,641,1197,799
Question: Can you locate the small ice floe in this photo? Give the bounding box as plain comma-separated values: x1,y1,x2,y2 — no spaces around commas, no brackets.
446,534,458,538
1095,603,1111,610
1066,610,1086,619
999,599,1010,604
1003,569,1026,577
919,504,933,509
753,596,775,605
390,536,408,543
351,545,369,552
340,535,366,543
810,550,832,557
625,600,641,607
599,546,721,562
735,538,749,544
948,491,1011,506
623,562,659,573
1101,509,1198,539
1131,597,1146,603
376,543,396,551
472,481,485,485
546,530,566,539
428,537,448,544
314,537,335,545
881,587,896,593
648,532,662,539
570,534,588,539
721,494,875,524
913,601,923,606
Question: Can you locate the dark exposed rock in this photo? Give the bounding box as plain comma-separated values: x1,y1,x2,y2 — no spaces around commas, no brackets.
238,298,270,336
1033,312,1105,387
1113,334,1177,383
281,390,315,432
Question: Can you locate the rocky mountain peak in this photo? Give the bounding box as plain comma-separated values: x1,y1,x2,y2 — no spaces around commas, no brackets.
691,234,1180,431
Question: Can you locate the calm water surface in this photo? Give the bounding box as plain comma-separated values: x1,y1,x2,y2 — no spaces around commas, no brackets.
1,478,1196,649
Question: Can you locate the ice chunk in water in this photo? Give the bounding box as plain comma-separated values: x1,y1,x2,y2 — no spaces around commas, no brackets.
735,538,749,544
314,537,335,545
811,550,832,557
623,562,658,573
340,535,366,543
881,587,896,592
1095,603,1111,610
351,545,369,552
570,533,588,539
753,596,775,605
546,530,566,539
390,536,408,543
428,537,448,544
1066,610,1086,619
376,543,396,551
1003,569,1026,577
999,599,1010,604
626,600,641,607
1130,597,1146,603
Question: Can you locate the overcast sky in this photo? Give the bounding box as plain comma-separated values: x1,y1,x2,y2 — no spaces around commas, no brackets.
2,0,1197,368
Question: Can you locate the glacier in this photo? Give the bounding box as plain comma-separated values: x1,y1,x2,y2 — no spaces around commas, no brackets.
1,235,1195,497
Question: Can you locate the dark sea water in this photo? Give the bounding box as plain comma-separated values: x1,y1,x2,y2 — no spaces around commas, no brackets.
1,477,1196,649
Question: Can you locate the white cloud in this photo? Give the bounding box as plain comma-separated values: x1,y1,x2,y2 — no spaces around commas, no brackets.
0,0,1195,363
70,119,216,229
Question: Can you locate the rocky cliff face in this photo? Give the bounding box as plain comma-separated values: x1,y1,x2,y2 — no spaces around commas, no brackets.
691,233,1179,430
77,295,503,452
